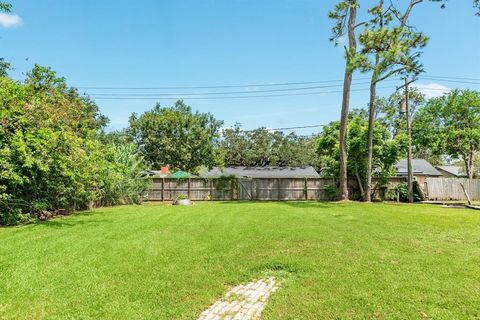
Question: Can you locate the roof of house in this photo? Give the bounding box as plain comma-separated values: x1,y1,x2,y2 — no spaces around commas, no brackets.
394,159,442,176
144,170,197,178
436,165,466,177
200,166,320,179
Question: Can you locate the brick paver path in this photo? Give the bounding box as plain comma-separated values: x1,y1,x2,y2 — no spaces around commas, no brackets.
197,277,279,320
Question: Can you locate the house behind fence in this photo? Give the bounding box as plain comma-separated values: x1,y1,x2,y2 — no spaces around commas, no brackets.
146,165,480,201
147,166,406,201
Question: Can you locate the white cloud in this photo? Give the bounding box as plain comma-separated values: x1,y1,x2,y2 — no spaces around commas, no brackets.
412,82,451,99
0,13,23,28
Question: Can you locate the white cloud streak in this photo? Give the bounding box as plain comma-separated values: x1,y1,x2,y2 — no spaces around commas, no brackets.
0,13,23,28
412,82,451,99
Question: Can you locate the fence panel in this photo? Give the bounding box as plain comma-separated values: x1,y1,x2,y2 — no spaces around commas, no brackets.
189,179,211,200
278,178,305,200
426,177,480,201
254,179,279,200
147,177,480,202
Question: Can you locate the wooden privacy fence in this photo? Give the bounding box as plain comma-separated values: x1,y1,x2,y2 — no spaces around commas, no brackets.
148,178,338,201
147,177,405,201
425,177,480,201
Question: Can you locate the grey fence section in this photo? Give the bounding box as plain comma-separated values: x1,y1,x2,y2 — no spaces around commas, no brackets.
425,177,480,201
147,178,343,201
147,177,412,201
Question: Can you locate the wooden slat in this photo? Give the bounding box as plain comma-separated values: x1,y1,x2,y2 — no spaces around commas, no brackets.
426,177,480,201
147,177,479,202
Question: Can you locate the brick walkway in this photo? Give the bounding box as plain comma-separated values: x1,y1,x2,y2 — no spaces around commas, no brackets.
197,277,279,320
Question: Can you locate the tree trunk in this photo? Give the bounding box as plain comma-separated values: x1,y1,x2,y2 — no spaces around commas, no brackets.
471,151,476,179
466,149,475,180
355,168,365,199
365,79,377,202
338,1,357,201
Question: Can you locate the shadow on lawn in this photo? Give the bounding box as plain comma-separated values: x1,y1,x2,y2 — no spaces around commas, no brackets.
37,211,112,229
217,201,340,209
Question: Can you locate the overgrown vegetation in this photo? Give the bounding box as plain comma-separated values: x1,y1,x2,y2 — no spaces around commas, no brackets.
0,66,150,225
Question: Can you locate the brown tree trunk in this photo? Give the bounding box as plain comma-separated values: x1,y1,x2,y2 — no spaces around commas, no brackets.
466,150,475,180
365,79,377,202
471,151,476,179
338,1,357,201
355,168,365,199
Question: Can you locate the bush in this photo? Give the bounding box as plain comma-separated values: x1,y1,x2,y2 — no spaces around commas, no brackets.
324,184,338,201
176,194,189,200
393,183,422,202
0,67,150,225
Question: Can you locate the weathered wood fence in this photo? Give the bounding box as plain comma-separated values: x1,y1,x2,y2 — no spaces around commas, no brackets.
147,177,406,201
425,177,480,201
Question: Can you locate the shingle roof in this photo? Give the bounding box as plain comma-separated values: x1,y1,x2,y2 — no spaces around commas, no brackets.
200,166,320,179
436,166,466,177
394,159,442,176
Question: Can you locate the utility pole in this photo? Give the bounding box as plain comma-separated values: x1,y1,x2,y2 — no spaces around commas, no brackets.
397,77,416,203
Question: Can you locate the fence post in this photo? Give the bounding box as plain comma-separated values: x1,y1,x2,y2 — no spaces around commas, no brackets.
277,178,281,200
210,179,214,201
188,178,191,199
162,178,165,202
237,179,240,200
304,178,308,200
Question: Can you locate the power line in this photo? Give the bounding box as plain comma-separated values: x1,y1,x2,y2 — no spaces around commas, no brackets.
75,74,480,91
88,85,456,101
240,124,326,132
421,75,480,81
75,78,373,90
87,81,373,97
418,77,480,85
89,86,391,100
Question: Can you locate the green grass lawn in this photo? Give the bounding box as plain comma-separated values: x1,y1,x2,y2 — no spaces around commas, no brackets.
1,202,479,319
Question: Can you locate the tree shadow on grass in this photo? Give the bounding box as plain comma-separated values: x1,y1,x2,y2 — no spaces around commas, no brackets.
216,201,341,209
35,211,112,229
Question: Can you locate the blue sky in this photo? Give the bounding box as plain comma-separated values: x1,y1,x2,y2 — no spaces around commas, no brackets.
1,0,479,134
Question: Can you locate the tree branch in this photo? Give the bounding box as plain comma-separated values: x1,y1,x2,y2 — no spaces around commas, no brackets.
402,0,423,26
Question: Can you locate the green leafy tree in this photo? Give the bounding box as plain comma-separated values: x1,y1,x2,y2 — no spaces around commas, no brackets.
0,67,149,225
317,109,406,199
413,90,480,179
376,88,425,139
0,2,12,76
128,100,223,172
221,124,319,168
357,0,428,201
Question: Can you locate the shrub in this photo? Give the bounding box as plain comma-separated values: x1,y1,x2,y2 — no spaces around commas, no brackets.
0,67,150,225
176,194,189,200
393,182,422,202
324,184,338,200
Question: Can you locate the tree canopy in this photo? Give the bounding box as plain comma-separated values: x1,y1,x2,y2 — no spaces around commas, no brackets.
221,124,319,168
317,109,407,199
128,100,224,172
413,90,480,178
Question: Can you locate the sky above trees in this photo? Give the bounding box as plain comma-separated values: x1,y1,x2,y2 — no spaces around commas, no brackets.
1,0,479,133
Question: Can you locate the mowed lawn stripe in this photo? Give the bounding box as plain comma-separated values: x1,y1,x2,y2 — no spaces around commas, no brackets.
1,202,479,319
